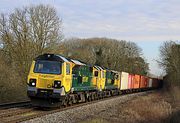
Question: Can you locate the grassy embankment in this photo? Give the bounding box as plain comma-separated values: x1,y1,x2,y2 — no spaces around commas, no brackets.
82,89,180,123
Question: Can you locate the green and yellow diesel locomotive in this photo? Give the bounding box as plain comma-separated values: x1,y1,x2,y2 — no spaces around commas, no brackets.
27,54,119,107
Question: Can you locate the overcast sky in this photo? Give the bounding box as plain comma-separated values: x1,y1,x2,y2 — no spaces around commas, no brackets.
1,0,179,76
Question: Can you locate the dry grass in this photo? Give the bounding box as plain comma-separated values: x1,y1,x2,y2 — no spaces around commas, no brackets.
116,93,172,123
88,90,180,123
169,87,180,106
0,84,28,104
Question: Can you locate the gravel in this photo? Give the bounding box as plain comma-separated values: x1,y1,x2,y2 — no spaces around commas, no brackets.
23,92,150,123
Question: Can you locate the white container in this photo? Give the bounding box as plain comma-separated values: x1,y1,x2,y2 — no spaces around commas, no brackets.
148,78,153,88
120,72,129,90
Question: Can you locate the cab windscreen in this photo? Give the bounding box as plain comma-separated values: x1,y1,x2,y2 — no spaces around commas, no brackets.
34,60,62,74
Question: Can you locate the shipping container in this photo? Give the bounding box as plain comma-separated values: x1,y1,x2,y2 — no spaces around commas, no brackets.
140,76,148,88
152,78,159,88
128,74,134,89
120,72,129,90
132,75,135,89
145,77,149,88
134,75,140,89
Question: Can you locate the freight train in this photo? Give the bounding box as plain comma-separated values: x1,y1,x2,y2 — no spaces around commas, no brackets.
27,54,163,107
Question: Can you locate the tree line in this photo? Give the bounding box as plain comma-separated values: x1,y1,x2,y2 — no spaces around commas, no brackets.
60,38,149,75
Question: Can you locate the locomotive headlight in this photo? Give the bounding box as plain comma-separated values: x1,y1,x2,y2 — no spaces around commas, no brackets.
29,79,36,87
54,81,61,88
32,82,35,86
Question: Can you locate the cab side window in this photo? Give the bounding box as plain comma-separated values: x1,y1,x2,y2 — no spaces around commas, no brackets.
94,71,98,77
66,63,70,75
115,75,119,79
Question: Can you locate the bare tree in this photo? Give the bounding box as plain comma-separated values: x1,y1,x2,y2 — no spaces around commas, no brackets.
159,41,180,87
0,4,63,80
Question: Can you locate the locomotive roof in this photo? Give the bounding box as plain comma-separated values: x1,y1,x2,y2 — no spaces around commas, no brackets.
35,54,87,66
70,59,86,65
111,70,120,74
57,55,69,62
35,54,69,62
94,65,104,70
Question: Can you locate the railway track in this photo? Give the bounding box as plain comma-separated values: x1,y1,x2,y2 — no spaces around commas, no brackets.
0,101,32,123
0,101,31,110
1,97,118,123
0,91,153,123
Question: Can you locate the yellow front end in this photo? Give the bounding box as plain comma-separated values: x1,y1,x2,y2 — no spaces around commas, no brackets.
27,60,72,99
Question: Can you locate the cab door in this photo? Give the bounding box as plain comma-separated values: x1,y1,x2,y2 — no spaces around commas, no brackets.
117,73,121,89
94,70,101,91
92,69,98,86
97,70,101,90
63,62,72,92
101,70,106,90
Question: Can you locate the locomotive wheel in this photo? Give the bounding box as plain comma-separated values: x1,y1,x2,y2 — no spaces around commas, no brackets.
72,94,78,104
91,93,94,101
68,95,74,106
88,94,92,102
62,96,68,107
95,92,98,99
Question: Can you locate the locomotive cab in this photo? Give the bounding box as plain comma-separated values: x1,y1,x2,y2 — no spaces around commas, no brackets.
93,66,106,91
27,54,72,101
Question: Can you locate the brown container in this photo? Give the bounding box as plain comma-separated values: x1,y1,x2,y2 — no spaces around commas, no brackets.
152,78,159,88
134,75,140,89
140,76,148,88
